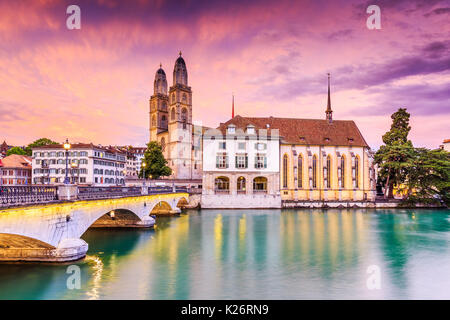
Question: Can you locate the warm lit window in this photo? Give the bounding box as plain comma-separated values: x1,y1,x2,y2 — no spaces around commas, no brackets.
298,155,303,188
312,155,317,188
325,155,331,188
253,176,268,192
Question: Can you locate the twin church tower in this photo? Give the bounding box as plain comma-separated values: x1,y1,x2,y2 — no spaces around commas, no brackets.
149,53,202,180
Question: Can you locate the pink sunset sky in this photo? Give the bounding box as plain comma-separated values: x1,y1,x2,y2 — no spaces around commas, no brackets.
0,0,449,149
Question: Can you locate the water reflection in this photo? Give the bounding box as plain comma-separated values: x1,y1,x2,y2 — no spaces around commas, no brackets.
0,209,449,299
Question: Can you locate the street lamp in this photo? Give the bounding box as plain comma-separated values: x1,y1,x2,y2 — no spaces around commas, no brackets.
63,139,71,184
141,162,146,186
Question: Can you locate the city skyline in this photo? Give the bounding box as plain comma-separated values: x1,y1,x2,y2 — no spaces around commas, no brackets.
0,0,449,149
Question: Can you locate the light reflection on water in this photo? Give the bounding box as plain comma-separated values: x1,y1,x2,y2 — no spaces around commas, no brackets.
0,208,449,299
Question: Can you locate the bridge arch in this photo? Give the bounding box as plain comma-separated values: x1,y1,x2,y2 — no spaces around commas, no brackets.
176,197,189,208
0,233,55,249
88,209,143,229
149,201,173,215
0,192,189,262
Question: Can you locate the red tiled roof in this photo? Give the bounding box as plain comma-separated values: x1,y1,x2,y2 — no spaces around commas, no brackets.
214,115,369,147
0,154,32,169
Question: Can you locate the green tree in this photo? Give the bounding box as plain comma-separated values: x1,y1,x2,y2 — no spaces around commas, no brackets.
25,138,59,156
404,148,450,206
139,141,172,179
6,146,26,156
374,108,415,198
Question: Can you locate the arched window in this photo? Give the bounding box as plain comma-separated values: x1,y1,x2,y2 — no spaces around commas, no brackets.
355,156,360,189
297,155,303,188
171,107,176,120
160,138,166,152
161,115,167,127
181,108,187,129
283,154,288,188
182,93,187,103
237,176,246,193
325,155,331,188
253,176,268,193
162,101,167,111
341,155,346,188
151,115,156,127
312,155,317,188
215,176,230,193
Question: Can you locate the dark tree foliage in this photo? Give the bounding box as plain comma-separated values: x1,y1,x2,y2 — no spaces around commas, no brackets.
139,141,172,179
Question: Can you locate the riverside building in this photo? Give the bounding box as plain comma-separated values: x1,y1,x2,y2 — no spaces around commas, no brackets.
200,74,375,208
31,143,126,185
0,154,32,185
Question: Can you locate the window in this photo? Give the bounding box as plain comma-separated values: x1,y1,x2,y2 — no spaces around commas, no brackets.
215,176,230,192
298,155,303,188
325,155,331,188
218,142,226,149
171,108,176,120
247,126,255,134
253,176,268,192
182,93,187,103
181,108,187,129
255,143,266,151
354,156,359,189
237,176,246,192
283,154,288,188
235,154,248,169
161,115,167,127
238,142,246,150
216,153,228,169
340,156,345,188
312,155,317,188
160,138,166,152
255,153,267,169
227,125,235,134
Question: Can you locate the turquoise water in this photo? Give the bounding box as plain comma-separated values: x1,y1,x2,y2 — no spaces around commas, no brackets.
0,209,449,299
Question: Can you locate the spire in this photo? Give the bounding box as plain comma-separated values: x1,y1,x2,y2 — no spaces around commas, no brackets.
232,93,235,118
179,50,182,57
326,73,333,123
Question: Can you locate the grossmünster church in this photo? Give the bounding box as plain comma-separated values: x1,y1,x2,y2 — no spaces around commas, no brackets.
149,53,203,180
150,54,376,206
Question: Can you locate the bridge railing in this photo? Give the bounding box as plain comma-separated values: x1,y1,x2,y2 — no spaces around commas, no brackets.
78,186,142,200
0,184,190,207
0,186,58,207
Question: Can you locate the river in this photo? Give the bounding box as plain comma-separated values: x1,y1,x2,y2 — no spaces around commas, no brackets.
0,208,449,299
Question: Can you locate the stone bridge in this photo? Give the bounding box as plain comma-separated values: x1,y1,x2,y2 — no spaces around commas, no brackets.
0,190,189,262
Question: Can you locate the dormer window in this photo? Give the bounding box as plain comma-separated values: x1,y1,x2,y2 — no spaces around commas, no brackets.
348,138,354,143
324,137,330,142
227,124,236,134
247,125,255,134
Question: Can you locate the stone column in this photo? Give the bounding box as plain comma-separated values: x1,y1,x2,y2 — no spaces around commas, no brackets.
58,185,78,201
